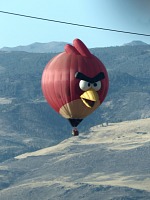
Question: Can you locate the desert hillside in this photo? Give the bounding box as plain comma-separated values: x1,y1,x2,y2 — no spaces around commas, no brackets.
0,118,150,200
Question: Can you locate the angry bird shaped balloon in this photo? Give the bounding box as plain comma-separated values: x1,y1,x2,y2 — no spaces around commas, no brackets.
41,38,109,135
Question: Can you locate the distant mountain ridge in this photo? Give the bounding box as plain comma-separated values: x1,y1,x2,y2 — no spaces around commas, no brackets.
0,40,149,53
123,40,149,46
0,41,68,53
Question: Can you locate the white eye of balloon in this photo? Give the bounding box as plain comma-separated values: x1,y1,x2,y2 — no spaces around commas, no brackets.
79,80,91,91
92,81,101,91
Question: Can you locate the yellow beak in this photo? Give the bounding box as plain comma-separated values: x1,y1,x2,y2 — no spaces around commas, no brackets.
80,88,99,108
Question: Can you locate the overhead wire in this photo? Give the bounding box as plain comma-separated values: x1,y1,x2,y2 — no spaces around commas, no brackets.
0,10,150,37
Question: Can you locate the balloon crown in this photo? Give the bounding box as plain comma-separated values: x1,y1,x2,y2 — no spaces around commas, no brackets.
65,38,92,57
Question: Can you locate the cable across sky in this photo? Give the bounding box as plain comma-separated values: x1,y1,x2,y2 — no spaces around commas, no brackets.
0,10,150,37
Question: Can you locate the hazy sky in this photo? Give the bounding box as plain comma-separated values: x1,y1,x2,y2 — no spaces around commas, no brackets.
0,0,150,48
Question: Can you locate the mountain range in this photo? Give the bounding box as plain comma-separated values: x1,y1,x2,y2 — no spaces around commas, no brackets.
0,41,68,53
0,40,150,199
123,40,149,46
0,40,149,53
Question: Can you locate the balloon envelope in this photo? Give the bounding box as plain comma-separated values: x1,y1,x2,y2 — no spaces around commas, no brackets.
41,39,109,126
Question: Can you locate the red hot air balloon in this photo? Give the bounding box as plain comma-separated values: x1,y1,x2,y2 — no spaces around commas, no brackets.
41,38,109,136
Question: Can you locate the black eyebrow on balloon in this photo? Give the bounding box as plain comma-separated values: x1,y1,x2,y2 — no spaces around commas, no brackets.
75,72,105,83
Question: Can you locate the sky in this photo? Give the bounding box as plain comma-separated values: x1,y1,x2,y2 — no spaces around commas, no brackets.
0,0,150,48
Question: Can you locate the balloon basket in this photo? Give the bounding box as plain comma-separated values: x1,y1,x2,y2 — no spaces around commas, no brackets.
72,128,79,136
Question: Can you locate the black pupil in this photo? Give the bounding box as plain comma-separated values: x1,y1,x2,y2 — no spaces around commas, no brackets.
88,82,91,87
94,82,97,87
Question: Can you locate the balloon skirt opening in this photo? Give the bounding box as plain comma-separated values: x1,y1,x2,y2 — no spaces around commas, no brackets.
68,118,83,127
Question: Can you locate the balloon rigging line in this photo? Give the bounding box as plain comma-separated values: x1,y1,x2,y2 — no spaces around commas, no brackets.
0,10,150,37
